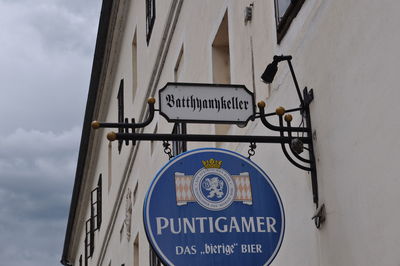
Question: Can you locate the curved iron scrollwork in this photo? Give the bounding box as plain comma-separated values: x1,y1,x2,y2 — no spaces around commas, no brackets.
256,88,318,215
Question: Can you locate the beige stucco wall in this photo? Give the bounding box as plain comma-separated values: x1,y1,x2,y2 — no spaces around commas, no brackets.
69,0,400,265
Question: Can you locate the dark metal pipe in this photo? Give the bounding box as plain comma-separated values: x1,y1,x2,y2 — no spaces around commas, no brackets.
303,88,319,206
274,55,292,62
112,132,312,144
277,115,312,171
92,98,155,129
287,59,304,107
286,120,312,164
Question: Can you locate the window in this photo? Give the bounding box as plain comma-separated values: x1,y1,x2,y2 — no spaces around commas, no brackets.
133,182,138,206
212,12,230,85
146,0,156,45
91,175,102,230
132,30,138,101
84,175,102,265
149,247,162,266
212,11,231,144
172,123,187,156
117,79,124,153
174,45,184,82
275,0,305,43
171,44,187,156
84,219,93,265
134,235,139,266
120,223,125,242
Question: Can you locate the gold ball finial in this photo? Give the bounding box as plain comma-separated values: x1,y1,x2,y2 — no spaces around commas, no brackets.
91,121,100,129
284,114,293,122
276,106,286,116
148,97,156,104
257,101,266,108
107,131,117,142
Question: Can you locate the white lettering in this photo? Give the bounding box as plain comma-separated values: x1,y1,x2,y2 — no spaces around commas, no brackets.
229,217,241,232
196,217,207,233
241,216,255,232
170,218,181,234
208,217,214,233
176,245,197,255
241,244,263,254
266,217,277,233
156,217,169,235
176,246,183,255
256,217,265,232
183,218,196,234
215,217,228,232
155,216,278,235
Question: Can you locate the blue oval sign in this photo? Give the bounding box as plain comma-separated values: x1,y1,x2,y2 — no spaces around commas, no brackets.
144,148,285,266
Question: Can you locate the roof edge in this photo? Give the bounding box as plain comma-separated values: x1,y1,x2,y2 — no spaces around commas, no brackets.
61,0,114,264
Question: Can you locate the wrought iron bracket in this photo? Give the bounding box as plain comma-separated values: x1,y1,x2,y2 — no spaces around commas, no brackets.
91,56,324,228
312,203,326,229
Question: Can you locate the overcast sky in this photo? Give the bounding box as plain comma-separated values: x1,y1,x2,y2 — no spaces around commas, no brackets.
0,0,101,265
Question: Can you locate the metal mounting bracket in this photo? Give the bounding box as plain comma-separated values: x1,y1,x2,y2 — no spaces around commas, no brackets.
91,55,324,228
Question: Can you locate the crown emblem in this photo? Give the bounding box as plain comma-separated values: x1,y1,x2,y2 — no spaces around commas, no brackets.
202,159,222,169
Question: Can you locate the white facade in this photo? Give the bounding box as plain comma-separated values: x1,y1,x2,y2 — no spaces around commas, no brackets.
62,0,400,265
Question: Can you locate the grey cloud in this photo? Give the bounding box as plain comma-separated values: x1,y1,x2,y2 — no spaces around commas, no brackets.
26,3,98,54
0,0,99,55
0,0,100,135
0,127,81,265
0,0,101,265
0,127,80,157
0,218,64,265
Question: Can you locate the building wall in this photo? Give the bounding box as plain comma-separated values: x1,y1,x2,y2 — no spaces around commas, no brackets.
66,0,400,265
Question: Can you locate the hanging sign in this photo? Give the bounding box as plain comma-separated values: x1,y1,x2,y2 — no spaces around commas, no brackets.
159,82,255,124
143,148,285,266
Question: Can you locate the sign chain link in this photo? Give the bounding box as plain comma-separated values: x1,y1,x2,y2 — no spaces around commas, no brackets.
162,141,173,160
248,142,257,159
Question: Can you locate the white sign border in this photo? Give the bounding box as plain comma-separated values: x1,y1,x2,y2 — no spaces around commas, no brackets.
143,148,285,266
158,82,256,124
